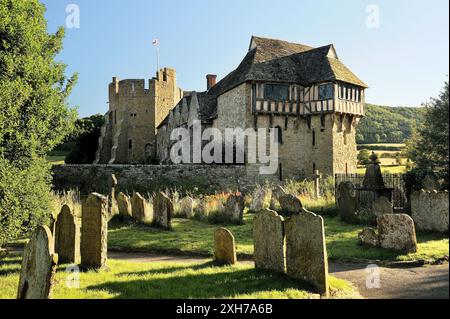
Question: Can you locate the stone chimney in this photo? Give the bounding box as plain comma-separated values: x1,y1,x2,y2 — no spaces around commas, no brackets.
206,74,217,90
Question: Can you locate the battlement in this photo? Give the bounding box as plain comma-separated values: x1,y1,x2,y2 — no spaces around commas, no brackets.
109,78,149,96
152,67,176,83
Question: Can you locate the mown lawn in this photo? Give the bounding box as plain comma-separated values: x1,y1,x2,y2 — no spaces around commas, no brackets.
109,215,449,264
0,253,359,299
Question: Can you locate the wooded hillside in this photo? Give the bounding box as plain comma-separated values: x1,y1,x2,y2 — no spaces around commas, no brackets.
356,104,425,144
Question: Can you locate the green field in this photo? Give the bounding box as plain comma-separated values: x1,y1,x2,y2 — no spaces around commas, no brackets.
0,253,359,299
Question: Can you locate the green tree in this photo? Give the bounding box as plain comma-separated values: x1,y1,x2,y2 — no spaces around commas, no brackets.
357,149,371,165
65,114,105,164
406,81,449,189
0,0,77,245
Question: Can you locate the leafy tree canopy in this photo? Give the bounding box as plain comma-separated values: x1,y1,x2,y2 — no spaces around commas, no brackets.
0,0,77,245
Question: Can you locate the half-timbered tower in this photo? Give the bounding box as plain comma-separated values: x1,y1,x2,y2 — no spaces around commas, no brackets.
158,36,368,179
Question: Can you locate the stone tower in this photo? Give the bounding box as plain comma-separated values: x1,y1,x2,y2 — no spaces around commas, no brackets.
95,68,183,164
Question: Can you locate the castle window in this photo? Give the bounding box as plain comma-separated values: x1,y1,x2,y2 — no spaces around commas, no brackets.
312,129,316,147
313,163,316,173
264,84,289,101
273,126,283,144
318,84,333,100
128,139,133,150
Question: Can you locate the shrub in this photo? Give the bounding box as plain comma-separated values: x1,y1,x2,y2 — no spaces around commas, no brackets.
0,158,52,246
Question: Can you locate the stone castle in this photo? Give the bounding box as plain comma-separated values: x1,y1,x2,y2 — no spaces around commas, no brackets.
96,36,367,179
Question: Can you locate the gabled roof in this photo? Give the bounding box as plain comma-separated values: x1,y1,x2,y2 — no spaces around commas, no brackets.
159,36,368,127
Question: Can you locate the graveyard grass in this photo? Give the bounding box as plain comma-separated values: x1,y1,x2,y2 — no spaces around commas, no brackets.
0,253,360,299
109,214,449,264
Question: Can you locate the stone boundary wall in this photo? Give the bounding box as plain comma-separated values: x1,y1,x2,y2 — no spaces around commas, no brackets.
52,164,272,195
411,190,449,233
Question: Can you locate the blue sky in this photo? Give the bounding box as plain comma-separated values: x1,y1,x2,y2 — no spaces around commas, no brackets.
41,0,449,118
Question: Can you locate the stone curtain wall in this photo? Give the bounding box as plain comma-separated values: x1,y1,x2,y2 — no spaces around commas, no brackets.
52,164,263,195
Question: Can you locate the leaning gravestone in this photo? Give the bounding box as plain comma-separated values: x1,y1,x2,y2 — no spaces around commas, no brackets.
270,185,286,209
336,182,358,223
377,214,418,253
214,228,237,265
80,193,108,269
55,205,80,264
249,188,271,212
285,210,329,297
117,192,132,219
131,192,149,223
253,209,286,273
224,194,245,223
278,194,302,215
17,225,58,299
153,192,173,230
371,196,393,217
179,196,194,219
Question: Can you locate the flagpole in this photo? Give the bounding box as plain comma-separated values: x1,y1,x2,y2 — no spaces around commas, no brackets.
153,38,160,73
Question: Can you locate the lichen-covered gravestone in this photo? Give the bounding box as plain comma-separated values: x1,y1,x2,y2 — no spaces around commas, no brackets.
253,209,286,273
80,193,108,269
358,227,380,247
285,210,329,297
55,205,80,264
278,194,302,215
270,186,286,209
17,226,58,299
131,192,150,223
179,196,194,219
153,192,173,230
117,192,132,219
377,214,418,253
224,194,245,223
411,190,449,233
250,188,271,212
214,228,237,265
337,182,358,223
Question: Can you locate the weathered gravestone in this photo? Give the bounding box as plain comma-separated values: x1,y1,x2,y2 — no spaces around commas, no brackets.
253,209,286,273
411,190,449,233
270,185,286,209
179,196,194,219
278,194,302,215
108,174,118,217
80,193,108,269
224,194,245,223
336,182,358,223
285,210,329,297
55,205,80,264
377,214,418,253
117,192,132,219
250,188,271,212
153,192,173,230
358,227,380,247
214,228,237,265
17,226,58,299
131,192,150,223
371,196,393,217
